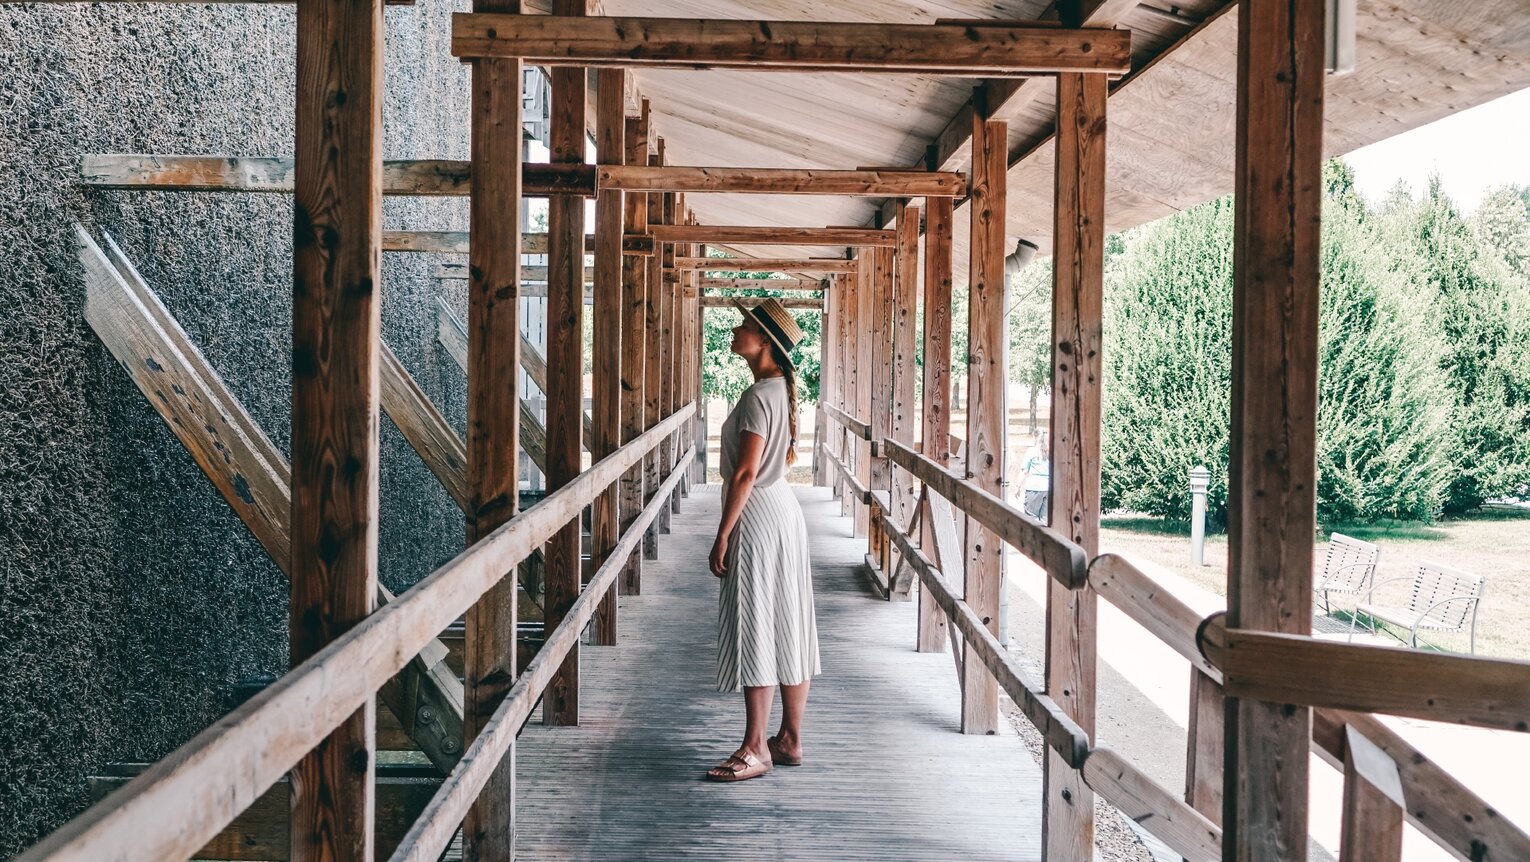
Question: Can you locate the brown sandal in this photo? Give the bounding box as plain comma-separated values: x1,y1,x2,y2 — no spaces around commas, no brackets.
767,735,802,766
705,749,773,782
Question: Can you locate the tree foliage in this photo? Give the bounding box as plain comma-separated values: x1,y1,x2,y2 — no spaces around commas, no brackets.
1098,161,1488,526
699,272,821,404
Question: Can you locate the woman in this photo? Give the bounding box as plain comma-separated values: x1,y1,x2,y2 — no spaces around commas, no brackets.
704,298,821,783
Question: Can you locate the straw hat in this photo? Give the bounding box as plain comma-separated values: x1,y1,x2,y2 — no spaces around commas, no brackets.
731,296,805,365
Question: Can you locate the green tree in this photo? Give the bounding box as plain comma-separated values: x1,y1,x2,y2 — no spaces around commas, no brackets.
1008,259,1052,433
1101,162,1457,525
1473,184,1530,276
1378,176,1530,511
699,271,821,403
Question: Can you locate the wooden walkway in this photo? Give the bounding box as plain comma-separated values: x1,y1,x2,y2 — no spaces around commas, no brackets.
516,483,1042,861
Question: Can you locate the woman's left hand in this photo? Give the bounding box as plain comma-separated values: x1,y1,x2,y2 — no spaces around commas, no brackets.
709,535,729,578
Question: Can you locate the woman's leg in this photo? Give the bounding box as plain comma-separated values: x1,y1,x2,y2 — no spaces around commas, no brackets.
740,684,775,760
773,679,811,758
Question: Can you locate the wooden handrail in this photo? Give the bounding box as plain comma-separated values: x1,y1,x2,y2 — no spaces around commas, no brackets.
820,444,871,504
882,438,1086,589
392,446,695,862
1080,747,1220,862
1093,554,1530,860
1198,615,1530,732
17,404,694,862
878,508,1090,767
823,403,871,440
1089,554,1221,681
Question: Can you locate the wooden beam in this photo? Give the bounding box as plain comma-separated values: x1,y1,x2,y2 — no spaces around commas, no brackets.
464,1,523,852
657,190,679,532
82,154,593,196
641,138,664,562
918,195,955,653
853,253,873,537
1079,748,1222,862
700,279,824,292
290,2,382,858
888,204,919,594
435,299,559,471
867,244,895,569
591,67,626,647
676,257,855,274
451,15,1134,76
438,262,593,282
1339,726,1404,862
961,111,1007,736
1198,622,1530,731
650,224,896,247
927,0,1139,172
384,230,653,256
619,102,651,589
598,164,966,198
1044,70,1106,862
1224,0,1326,856
541,1,588,729
699,295,822,310
81,227,466,774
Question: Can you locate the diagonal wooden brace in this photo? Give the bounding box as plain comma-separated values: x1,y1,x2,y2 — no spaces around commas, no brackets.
79,225,466,772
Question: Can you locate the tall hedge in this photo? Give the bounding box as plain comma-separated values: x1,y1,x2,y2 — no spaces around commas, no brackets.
1100,165,1457,525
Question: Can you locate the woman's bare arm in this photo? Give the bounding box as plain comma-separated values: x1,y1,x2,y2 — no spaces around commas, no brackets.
710,431,766,577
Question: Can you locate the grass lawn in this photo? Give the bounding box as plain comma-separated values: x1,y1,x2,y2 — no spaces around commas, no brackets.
1100,507,1530,660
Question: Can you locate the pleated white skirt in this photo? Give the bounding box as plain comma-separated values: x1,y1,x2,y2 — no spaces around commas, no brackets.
716,480,822,692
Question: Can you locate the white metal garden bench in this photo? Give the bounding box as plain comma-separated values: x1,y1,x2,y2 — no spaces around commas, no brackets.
1313,533,1381,616
1351,561,1487,654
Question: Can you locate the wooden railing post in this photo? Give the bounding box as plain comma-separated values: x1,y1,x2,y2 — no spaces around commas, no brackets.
1224,0,1325,856
620,101,650,593
591,68,626,647
657,189,678,529
919,192,955,652
290,1,384,857
1339,725,1405,862
837,270,855,515
464,0,523,853
542,0,589,727
961,106,1007,736
1184,668,1225,827
1043,70,1106,859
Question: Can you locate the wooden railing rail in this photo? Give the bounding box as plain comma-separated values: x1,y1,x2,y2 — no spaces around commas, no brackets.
877,508,1089,766
882,438,1086,589
392,445,695,862
1198,616,1530,732
17,404,694,862
820,443,871,504
1088,554,1220,680
823,402,871,441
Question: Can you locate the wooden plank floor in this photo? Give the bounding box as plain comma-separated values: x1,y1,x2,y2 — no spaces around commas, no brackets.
516,483,1042,861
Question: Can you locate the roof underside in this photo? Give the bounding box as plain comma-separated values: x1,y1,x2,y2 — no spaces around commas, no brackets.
609,0,1530,270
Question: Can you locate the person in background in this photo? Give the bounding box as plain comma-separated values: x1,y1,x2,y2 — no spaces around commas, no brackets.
1018,431,1050,521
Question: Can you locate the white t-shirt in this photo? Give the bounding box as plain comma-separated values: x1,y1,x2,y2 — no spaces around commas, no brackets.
720,376,792,488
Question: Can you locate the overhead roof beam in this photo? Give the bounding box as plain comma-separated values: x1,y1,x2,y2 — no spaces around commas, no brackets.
452,15,1133,77
385,230,653,256
700,295,821,310
84,156,963,199
651,224,895,247
674,257,856,274
600,165,965,198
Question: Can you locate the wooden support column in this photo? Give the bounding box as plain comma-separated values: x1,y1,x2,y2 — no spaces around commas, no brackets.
961,106,1007,736
838,270,856,517
463,0,522,854
620,102,651,590
888,202,919,595
919,193,954,652
1185,668,1225,826
1225,0,1325,856
656,190,677,532
641,141,665,559
591,68,626,647
542,0,588,728
853,252,873,538
868,245,895,569
814,277,833,488
1043,70,1106,860
290,3,382,860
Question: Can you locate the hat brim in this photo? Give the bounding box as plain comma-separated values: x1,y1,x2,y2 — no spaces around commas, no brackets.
731,297,796,367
